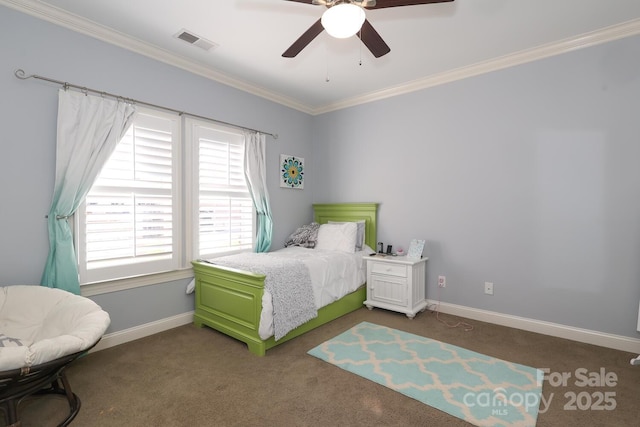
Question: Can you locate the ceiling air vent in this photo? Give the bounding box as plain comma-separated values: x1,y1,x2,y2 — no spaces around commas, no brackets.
174,29,218,52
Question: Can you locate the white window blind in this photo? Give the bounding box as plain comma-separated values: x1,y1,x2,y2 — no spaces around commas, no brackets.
78,110,181,283
190,120,254,258
77,111,255,286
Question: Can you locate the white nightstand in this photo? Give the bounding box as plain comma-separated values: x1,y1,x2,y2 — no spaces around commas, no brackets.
363,255,428,318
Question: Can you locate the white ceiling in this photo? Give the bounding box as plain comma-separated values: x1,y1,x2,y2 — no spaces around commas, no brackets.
7,0,640,114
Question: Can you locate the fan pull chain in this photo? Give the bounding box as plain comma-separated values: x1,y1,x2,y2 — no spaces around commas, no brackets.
325,44,330,82
359,29,363,66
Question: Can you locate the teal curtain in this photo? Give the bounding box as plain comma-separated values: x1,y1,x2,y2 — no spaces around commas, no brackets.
41,89,136,294
243,132,273,253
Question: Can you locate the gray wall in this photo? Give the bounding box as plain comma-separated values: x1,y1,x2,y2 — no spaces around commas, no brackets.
0,6,314,333
312,35,640,338
2,5,639,340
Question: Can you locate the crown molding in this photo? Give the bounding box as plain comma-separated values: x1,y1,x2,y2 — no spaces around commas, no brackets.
0,0,314,114
314,17,640,114
3,0,639,116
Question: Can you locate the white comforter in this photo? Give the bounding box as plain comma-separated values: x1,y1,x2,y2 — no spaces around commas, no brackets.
258,245,372,339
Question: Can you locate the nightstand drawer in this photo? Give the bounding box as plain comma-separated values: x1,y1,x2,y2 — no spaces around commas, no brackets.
370,263,407,278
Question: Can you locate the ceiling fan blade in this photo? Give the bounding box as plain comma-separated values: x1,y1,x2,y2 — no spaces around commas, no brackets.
366,0,454,9
357,19,390,58
284,0,331,4
282,19,325,58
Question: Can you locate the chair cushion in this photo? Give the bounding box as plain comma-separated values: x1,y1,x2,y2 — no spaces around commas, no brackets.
0,285,110,371
0,333,27,347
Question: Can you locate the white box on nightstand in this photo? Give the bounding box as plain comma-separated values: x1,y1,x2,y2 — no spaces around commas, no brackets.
363,255,428,318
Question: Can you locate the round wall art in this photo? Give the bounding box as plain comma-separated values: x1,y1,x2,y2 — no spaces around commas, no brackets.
280,154,304,189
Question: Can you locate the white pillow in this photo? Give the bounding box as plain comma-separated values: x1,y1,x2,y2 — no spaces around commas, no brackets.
315,222,358,253
328,220,365,251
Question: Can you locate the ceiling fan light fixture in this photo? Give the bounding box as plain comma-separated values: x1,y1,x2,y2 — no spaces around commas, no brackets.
321,3,366,39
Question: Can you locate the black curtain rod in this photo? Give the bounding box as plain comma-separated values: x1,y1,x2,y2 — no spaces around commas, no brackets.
14,69,278,140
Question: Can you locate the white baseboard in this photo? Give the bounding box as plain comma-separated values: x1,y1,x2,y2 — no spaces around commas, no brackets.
427,300,640,354
91,311,194,353
90,304,640,355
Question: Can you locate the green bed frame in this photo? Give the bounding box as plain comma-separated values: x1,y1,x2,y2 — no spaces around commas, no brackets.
191,203,378,356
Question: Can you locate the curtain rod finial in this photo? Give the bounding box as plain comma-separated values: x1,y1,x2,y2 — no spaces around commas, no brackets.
14,69,28,79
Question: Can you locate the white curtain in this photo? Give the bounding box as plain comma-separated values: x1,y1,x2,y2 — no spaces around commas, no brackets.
41,89,137,294
243,131,273,252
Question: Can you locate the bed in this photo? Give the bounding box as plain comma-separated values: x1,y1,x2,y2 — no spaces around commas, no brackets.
191,203,378,356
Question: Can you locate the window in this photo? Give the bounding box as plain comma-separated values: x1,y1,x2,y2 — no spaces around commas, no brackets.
186,119,254,260
76,108,254,285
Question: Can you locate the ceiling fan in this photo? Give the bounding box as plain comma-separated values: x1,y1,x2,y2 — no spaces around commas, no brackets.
282,0,455,58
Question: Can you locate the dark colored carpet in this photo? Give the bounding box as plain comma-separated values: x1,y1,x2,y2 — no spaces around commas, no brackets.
6,307,640,426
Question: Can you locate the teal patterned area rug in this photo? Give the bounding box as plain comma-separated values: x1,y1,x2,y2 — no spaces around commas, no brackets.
308,322,543,427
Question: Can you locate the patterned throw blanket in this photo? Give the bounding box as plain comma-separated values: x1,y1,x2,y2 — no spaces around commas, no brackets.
208,253,317,340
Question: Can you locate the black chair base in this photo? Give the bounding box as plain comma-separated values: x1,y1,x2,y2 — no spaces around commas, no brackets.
0,351,85,427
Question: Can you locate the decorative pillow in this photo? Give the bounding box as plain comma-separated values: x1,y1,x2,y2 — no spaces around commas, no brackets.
328,220,365,251
285,222,321,248
0,333,25,347
315,222,358,253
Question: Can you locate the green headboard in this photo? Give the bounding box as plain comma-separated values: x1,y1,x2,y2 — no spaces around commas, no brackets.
313,203,378,250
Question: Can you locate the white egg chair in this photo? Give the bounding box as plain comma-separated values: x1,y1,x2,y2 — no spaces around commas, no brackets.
0,285,110,426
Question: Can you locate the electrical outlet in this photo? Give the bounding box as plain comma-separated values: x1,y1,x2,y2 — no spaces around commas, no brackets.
484,282,494,295
438,275,446,288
